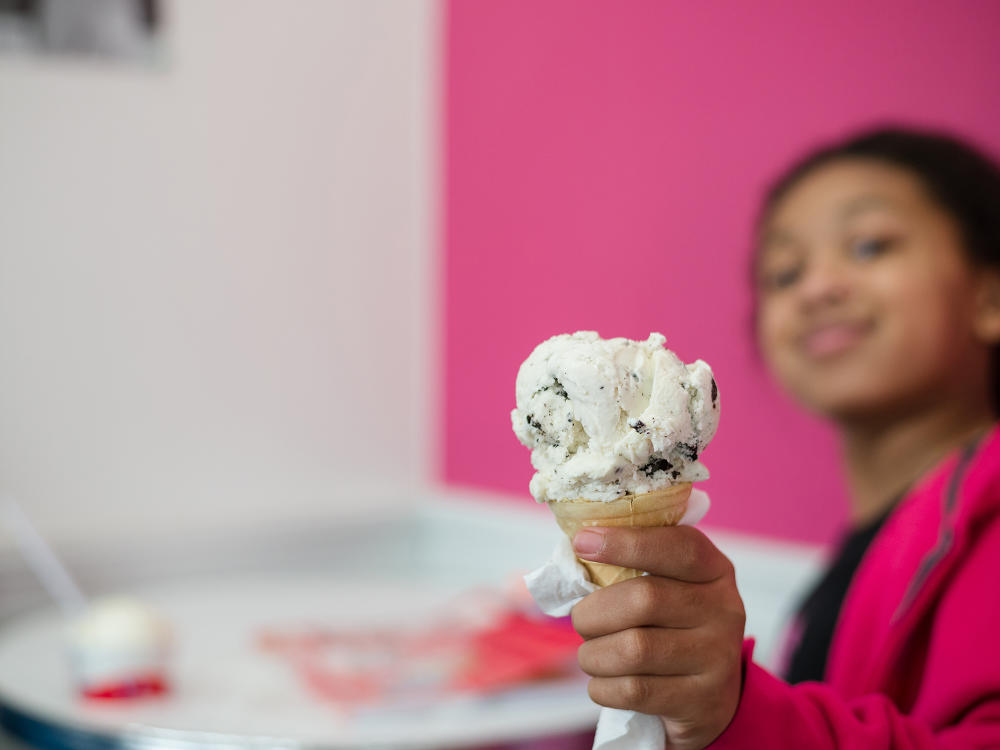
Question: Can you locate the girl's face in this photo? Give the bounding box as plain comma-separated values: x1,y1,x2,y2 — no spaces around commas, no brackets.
756,158,999,422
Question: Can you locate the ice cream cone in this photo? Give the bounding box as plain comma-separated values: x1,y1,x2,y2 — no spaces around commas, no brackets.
548,483,692,587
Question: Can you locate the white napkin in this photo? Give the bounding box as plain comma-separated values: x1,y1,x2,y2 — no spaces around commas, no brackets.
523,488,711,750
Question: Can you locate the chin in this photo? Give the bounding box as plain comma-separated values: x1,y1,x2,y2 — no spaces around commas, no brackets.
799,379,943,424
811,395,902,423
786,371,907,423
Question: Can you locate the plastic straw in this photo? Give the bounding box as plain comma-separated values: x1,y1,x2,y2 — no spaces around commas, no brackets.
0,495,88,615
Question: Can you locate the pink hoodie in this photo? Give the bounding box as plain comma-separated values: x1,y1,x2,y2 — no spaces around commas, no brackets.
711,426,1000,749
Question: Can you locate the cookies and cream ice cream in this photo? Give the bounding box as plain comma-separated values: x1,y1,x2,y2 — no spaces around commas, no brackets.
512,332,719,503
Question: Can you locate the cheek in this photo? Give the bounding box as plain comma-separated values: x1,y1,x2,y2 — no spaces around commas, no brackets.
755,300,800,384
848,265,983,414
874,267,975,368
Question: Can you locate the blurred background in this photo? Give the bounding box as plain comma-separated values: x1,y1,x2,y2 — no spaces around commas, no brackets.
444,0,1000,544
1,1,999,748
0,0,436,549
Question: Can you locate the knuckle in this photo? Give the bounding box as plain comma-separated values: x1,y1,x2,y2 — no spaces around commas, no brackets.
676,527,704,572
620,675,650,707
733,595,747,624
732,604,747,633
624,627,654,668
685,527,723,574
694,537,719,574
721,583,746,627
620,529,645,566
628,577,661,621
677,580,702,611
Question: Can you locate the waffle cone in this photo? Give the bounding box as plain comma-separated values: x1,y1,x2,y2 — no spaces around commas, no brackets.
548,483,692,587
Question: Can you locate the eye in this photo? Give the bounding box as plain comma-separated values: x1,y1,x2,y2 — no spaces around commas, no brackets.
759,262,803,291
849,235,896,260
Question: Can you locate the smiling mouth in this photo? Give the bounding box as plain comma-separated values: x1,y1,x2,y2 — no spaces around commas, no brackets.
799,321,873,359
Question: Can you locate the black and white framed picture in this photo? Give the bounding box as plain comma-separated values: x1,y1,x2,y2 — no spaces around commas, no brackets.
0,0,162,64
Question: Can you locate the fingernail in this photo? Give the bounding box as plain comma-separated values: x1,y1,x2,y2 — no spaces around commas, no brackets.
573,529,605,556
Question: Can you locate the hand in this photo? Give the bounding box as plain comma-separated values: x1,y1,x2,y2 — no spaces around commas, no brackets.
570,525,746,750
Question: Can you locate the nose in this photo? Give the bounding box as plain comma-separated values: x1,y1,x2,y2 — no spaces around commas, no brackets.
796,253,852,311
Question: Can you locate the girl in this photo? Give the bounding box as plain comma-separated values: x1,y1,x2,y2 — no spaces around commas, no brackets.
568,127,1000,749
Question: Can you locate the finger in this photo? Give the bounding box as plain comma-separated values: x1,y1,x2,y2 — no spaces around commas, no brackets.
573,525,732,582
587,673,701,716
571,575,707,638
577,627,704,677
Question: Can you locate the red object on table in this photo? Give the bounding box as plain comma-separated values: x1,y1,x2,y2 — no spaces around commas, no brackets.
451,612,582,692
81,674,169,700
259,607,583,705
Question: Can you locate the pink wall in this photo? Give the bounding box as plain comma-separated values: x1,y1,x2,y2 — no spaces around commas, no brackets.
442,1,1000,544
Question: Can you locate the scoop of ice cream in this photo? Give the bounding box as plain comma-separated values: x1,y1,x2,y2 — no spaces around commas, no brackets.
69,597,170,649
511,332,719,502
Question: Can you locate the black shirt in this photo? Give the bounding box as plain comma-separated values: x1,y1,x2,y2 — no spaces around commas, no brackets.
784,507,894,684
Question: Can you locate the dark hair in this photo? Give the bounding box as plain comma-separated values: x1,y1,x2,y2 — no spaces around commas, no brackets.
760,126,1000,268
757,125,1000,410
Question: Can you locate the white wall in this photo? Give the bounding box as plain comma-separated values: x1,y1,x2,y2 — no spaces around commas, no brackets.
0,1,438,547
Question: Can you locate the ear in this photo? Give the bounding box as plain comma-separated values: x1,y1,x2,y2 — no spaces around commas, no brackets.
973,269,1000,344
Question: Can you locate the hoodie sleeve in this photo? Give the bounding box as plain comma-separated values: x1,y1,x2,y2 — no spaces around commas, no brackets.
711,513,1000,750
709,646,937,750
710,652,1000,750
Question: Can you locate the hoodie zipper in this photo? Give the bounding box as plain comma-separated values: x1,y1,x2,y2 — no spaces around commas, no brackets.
890,440,979,626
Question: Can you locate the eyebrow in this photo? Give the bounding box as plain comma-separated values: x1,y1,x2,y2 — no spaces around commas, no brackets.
758,193,900,254
839,195,896,220
758,227,800,250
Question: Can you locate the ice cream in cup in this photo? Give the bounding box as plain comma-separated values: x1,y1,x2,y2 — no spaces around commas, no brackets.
67,596,171,699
